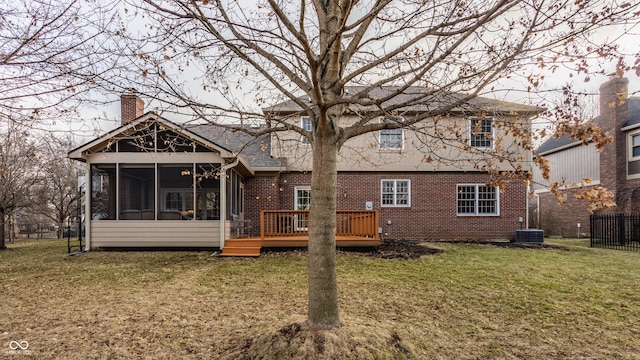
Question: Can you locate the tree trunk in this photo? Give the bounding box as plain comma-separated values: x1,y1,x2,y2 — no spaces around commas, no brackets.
0,209,6,250
307,133,340,329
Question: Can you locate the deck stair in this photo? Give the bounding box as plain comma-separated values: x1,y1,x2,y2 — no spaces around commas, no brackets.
219,238,262,257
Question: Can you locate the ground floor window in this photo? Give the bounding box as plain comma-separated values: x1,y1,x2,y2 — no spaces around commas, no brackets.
457,184,499,216
381,180,410,207
90,163,227,220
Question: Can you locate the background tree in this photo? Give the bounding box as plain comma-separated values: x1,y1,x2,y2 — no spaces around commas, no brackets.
31,135,80,239
1,1,119,244
0,0,120,129
0,120,42,249
114,0,639,330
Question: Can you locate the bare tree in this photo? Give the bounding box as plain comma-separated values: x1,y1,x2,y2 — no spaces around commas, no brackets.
0,120,42,249
0,0,120,128
30,135,80,239
113,0,639,329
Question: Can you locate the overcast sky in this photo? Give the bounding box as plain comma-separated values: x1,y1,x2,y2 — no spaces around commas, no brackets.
69,6,640,143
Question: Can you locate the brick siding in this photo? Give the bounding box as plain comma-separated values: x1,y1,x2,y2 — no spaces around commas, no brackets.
244,171,527,240
537,190,592,237
120,93,145,125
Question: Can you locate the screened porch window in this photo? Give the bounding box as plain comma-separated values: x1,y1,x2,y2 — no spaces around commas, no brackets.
91,165,116,220
119,165,155,220
159,164,195,220
90,163,223,221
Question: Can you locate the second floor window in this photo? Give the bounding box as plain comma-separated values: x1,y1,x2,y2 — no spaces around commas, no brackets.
470,118,493,148
379,117,404,150
631,133,640,159
301,116,312,143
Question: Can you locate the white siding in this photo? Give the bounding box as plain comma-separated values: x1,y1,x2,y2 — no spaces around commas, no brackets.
533,142,600,191
90,221,221,248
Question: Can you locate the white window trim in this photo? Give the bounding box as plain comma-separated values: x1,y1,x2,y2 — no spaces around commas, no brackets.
628,130,640,161
378,116,405,151
294,186,311,210
300,116,312,144
380,179,411,207
469,117,495,150
160,188,194,211
294,186,311,231
456,184,500,216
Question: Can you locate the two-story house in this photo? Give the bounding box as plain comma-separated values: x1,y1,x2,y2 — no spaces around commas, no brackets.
533,76,640,237
69,87,543,253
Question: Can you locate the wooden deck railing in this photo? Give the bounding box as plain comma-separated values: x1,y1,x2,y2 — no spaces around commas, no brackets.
260,210,379,239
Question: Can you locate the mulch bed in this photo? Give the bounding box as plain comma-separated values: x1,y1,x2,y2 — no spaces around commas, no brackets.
261,239,571,259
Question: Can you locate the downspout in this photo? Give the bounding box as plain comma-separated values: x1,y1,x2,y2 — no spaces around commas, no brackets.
526,180,530,229
219,157,240,250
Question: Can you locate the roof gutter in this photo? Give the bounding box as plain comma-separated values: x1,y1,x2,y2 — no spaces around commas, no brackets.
537,140,583,156
219,157,240,250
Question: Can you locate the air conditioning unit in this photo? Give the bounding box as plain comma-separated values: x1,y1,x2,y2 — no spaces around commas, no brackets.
515,229,544,243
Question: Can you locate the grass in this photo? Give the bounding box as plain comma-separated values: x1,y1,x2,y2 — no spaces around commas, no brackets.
0,239,639,359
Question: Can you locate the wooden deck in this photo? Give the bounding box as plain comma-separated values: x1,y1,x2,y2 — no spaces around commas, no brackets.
220,210,380,257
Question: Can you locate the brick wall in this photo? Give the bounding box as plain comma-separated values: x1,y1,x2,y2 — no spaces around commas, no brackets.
537,190,592,237
244,174,282,223
244,171,527,240
598,77,630,202
121,93,145,125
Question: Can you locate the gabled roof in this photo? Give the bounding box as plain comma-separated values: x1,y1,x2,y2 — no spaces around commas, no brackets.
68,113,281,172
263,86,545,116
537,97,640,155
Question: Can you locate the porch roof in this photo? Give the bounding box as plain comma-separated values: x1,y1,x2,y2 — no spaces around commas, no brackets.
67,113,281,175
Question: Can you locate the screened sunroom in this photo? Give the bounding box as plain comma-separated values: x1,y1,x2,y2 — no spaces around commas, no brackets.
68,114,250,249
90,163,245,222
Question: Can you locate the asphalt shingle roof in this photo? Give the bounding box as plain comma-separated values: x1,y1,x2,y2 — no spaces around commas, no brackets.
188,124,282,169
537,97,640,155
263,86,544,115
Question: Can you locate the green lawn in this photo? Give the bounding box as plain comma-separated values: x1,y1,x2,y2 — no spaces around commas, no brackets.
1,239,639,359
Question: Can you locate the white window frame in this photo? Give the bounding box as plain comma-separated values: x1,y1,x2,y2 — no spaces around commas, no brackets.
381,179,411,207
301,116,312,144
456,184,500,216
629,131,640,161
294,186,311,210
379,117,404,150
161,188,194,212
294,186,311,231
469,117,494,149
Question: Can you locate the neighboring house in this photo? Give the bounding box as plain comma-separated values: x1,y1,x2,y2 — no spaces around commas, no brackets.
69,88,543,251
533,76,640,237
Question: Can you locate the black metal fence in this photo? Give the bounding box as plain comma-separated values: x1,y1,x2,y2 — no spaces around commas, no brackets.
591,213,640,251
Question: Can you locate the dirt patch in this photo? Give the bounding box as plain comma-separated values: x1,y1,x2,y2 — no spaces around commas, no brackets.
224,320,414,360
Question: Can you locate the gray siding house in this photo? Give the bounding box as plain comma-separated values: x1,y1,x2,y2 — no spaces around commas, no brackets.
533,76,640,236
